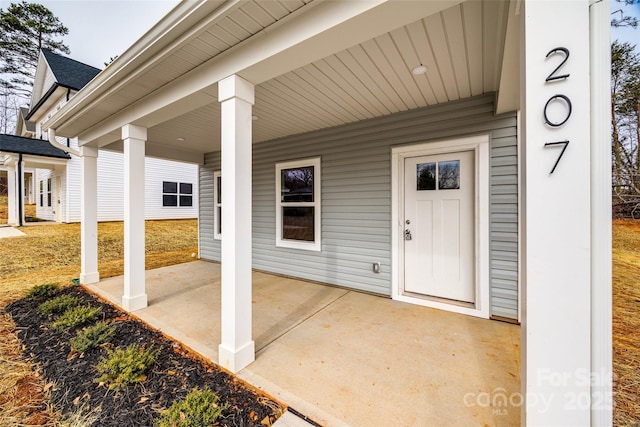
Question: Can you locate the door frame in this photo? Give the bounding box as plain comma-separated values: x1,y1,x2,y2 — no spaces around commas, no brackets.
391,134,490,318
55,176,61,223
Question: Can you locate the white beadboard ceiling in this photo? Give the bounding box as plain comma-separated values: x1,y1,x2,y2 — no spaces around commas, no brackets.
98,0,513,158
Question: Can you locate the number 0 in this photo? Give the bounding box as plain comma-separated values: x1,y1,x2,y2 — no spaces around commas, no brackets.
544,95,572,127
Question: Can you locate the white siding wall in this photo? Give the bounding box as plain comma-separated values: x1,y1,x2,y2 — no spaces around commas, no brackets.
200,94,519,320
59,147,199,222
33,103,198,223
145,157,199,220
41,138,199,222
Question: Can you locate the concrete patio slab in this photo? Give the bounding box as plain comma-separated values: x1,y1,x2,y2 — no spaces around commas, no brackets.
0,225,25,238
90,261,349,361
87,260,520,426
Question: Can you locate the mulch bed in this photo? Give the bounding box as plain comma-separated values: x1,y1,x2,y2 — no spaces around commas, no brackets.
5,286,284,426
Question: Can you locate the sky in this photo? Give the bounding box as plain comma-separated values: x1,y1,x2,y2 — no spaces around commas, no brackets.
0,0,638,72
611,1,640,45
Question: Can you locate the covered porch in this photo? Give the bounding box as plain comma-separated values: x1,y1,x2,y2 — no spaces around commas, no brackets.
44,0,613,423
86,260,520,426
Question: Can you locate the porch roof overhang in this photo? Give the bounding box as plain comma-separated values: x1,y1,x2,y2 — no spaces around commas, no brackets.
0,134,71,160
43,0,520,160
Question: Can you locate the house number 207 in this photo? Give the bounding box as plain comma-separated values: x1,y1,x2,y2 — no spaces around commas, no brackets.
543,47,571,174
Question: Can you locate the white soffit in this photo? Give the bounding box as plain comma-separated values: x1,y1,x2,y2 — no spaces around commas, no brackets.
152,0,510,153
49,0,511,158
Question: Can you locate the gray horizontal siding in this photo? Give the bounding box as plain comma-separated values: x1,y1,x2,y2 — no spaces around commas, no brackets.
199,154,219,261
199,93,519,319
490,117,519,320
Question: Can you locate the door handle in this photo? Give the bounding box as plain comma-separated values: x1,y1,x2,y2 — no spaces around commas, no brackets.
404,229,412,241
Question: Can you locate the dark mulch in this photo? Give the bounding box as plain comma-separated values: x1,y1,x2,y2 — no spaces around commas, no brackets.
6,286,284,426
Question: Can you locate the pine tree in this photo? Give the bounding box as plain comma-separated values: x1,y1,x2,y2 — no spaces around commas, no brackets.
0,1,69,133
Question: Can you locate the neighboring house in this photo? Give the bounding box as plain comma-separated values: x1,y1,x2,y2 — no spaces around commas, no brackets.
0,134,70,224
2,49,198,224
41,1,612,424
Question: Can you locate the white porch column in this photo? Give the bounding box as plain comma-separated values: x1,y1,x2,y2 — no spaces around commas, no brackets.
80,146,100,284
6,162,17,225
218,74,255,373
521,1,596,425
590,0,613,424
121,124,147,312
18,156,24,226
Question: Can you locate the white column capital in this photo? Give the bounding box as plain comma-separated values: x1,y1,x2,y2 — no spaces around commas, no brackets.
122,123,147,141
218,75,255,105
79,146,98,158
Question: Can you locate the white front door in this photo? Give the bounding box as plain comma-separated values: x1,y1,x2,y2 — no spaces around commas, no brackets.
403,150,475,303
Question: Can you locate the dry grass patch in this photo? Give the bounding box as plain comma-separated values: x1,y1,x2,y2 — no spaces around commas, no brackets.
612,219,640,425
0,312,54,426
0,220,198,289
0,195,7,224
0,219,197,425
0,195,37,224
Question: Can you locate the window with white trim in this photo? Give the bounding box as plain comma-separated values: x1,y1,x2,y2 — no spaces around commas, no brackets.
276,157,321,251
162,181,193,207
47,178,52,207
39,180,43,206
214,171,222,240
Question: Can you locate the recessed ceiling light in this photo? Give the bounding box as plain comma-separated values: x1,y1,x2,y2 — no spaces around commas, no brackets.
177,137,185,141
412,64,428,75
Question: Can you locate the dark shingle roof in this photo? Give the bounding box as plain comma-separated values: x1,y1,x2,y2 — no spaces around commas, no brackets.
0,134,71,159
41,49,101,90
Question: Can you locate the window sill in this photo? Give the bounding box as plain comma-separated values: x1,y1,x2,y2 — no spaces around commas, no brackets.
276,239,321,252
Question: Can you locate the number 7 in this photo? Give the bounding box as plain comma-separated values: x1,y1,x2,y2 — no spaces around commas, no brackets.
544,140,570,174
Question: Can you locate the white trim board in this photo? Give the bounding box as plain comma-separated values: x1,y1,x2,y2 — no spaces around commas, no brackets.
391,135,490,318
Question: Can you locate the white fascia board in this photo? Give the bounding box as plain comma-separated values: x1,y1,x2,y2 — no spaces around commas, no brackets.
101,140,204,165
44,0,234,136
22,156,68,169
49,0,462,145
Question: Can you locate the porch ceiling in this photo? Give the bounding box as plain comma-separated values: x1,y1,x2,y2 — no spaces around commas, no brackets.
50,0,517,160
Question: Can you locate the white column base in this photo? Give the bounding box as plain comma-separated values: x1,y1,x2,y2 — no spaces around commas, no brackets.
79,272,100,284
122,294,148,312
218,341,255,373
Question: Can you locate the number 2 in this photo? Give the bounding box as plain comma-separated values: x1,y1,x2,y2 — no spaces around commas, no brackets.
545,47,570,82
